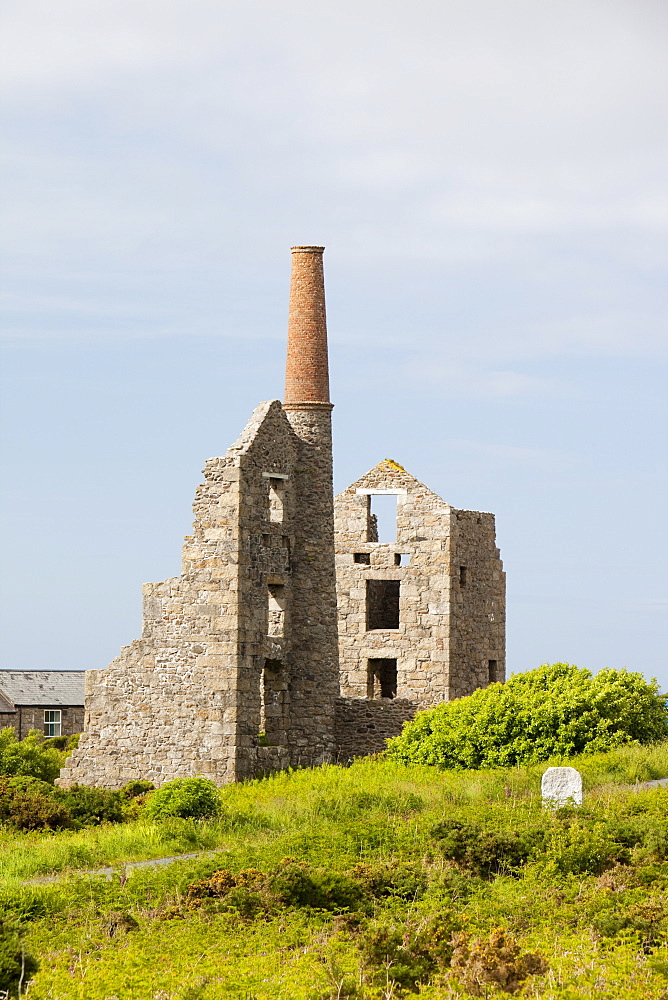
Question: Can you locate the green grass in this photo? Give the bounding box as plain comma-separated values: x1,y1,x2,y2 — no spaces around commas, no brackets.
3,742,668,998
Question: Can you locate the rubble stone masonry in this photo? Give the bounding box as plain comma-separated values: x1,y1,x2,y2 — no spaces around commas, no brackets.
333,459,505,758
59,247,505,787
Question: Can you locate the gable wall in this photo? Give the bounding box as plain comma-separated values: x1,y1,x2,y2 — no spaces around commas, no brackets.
334,461,506,759
334,461,453,706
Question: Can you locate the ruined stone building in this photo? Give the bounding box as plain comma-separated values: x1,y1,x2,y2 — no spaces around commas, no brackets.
60,247,505,788
334,460,505,759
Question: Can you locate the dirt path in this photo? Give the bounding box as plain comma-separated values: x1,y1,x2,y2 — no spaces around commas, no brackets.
26,847,229,884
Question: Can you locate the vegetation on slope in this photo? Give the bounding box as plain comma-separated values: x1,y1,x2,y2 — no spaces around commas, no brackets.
1,746,668,998
386,663,668,769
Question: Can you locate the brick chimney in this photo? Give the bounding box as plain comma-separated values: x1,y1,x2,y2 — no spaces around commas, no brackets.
284,246,331,407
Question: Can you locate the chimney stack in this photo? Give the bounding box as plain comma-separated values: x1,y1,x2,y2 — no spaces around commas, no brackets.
284,246,330,408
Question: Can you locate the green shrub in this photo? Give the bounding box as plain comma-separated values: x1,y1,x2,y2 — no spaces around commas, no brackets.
431,819,538,878
350,861,428,900
0,918,38,998
450,927,548,995
593,899,667,952
358,912,463,990
0,776,72,831
539,820,629,876
386,663,668,769
143,776,221,820
0,728,67,783
186,858,365,916
54,783,125,826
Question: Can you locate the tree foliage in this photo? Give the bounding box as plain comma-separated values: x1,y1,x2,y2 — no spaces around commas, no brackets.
385,663,668,769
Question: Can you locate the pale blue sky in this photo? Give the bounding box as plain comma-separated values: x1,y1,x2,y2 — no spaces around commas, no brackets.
1,1,666,685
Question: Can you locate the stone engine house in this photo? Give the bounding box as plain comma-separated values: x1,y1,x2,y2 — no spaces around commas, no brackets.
334,461,505,760
60,247,505,788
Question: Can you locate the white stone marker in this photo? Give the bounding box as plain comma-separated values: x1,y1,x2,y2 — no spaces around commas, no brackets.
541,766,583,807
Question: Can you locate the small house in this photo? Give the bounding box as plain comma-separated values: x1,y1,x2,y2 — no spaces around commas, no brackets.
0,671,85,739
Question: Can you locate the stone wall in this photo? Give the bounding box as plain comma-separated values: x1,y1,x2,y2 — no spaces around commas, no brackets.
448,509,506,698
334,458,505,737
59,398,339,788
335,696,418,762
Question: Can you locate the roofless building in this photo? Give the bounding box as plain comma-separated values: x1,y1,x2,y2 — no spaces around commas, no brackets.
60,248,504,787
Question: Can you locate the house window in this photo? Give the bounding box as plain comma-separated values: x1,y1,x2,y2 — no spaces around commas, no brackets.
353,552,371,564
488,660,499,683
459,566,467,587
44,709,62,737
366,579,400,630
367,659,398,699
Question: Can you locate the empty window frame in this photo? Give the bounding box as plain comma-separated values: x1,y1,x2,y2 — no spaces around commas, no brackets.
44,709,62,738
353,552,371,564
368,494,398,543
259,659,286,745
267,584,285,637
488,660,499,684
366,579,400,630
266,477,286,523
367,659,398,699
394,553,411,566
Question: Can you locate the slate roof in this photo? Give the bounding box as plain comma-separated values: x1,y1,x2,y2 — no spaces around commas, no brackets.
0,671,85,708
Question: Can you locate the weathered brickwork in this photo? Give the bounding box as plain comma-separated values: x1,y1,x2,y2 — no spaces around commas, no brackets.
333,459,505,757
59,246,505,786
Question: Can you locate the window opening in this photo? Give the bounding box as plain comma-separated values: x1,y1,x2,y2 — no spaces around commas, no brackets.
369,494,398,543
354,552,371,564
394,553,411,566
267,479,285,523
459,566,467,588
44,709,61,738
488,660,498,684
366,579,400,630
267,584,285,637
367,659,398,699
259,659,286,745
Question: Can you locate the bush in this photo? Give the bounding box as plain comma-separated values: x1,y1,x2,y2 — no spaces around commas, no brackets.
450,927,548,995
431,819,538,878
54,784,125,826
359,912,463,990
386,663,668,769
0,728,67,783
0,777,72,831
186,858,365,916
0,918,38,998
143,776,221,820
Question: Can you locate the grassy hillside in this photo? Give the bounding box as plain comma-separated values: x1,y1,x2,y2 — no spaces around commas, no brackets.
4,744,668,999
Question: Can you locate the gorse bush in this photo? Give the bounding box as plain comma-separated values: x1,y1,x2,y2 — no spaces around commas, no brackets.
0,917,38,998
0,777,72,832
185,857,429,918
386,663,668,769
0,777,153,832
143,776,221,820
0,728,69,783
